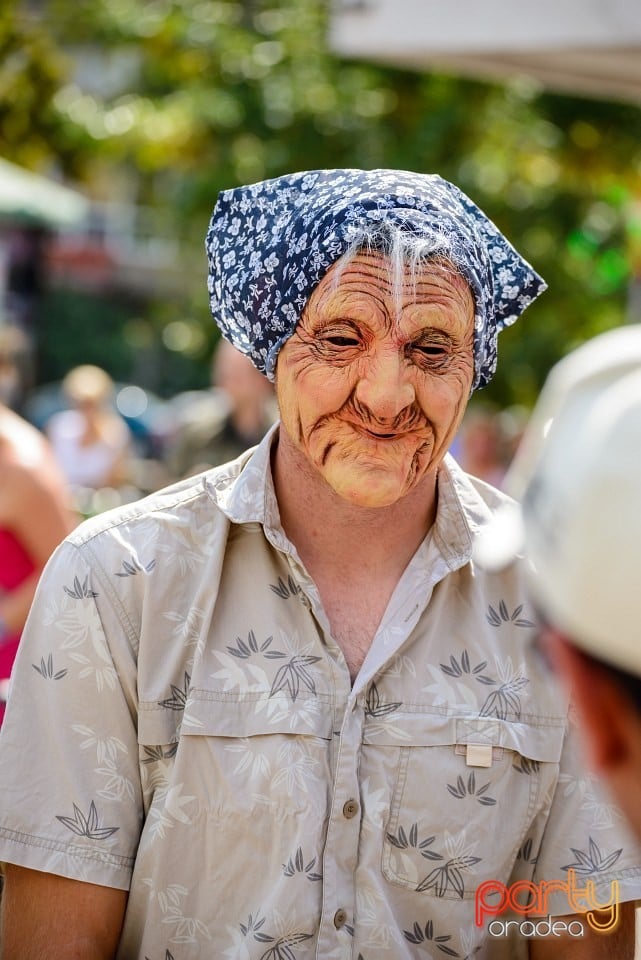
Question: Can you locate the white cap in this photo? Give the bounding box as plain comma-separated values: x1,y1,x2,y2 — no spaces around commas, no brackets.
474,325,641,675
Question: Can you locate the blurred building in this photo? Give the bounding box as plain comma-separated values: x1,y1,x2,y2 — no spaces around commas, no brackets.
0,153,195,406
0,157,185,305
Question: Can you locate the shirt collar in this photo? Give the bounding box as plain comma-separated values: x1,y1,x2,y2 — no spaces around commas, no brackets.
205,423,503,566
204,422,282,532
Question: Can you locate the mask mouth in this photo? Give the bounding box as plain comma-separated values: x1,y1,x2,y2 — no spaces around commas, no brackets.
343,419,405,441
348,416,427,442
363,429,399,440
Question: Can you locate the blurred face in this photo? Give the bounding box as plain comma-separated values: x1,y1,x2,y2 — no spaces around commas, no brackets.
275,252,475,508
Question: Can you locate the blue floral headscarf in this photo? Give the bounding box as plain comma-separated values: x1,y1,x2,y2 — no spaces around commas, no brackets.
206,168,546,389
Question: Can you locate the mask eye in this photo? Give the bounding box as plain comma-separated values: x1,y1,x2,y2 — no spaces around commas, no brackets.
408,339,451,366
314,322,363,359
415,344,448,357
325,335,360,347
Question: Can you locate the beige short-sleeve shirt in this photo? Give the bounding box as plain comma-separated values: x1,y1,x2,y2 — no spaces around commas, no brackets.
0,425,639,959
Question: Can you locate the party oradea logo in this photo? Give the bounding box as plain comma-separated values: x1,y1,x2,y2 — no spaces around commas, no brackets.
475,870,619,939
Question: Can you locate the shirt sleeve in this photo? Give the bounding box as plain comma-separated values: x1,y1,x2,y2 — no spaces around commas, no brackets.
530,706,641,915
0,538,142,890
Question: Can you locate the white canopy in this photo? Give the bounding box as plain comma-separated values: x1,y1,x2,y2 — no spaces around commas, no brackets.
0,158,90,229
329,0,641,103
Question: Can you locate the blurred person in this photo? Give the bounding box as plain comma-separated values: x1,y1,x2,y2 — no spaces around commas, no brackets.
475,325,641,842
456,402,508,488
0,326,30,413
0,399,74,723
498,403,531,472
168,337,276,478
0,169,639,959
46,364,133,491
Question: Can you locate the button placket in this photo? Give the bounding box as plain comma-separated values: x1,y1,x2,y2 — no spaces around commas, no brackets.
316,699,363,956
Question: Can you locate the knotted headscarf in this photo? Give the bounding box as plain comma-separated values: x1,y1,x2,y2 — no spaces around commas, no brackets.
206,168,546,389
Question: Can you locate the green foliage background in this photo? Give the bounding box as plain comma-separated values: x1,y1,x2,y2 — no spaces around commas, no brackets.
3,0,641,405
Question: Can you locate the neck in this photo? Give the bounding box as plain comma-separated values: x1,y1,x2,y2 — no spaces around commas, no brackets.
272,426,438,576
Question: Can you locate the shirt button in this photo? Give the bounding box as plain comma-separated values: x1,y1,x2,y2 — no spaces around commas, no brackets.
343,799,358,819
333,908,347,929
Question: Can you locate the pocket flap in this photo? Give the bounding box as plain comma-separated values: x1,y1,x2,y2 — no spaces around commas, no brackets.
455,716,564,763
181,689,335,739
363,711,564,762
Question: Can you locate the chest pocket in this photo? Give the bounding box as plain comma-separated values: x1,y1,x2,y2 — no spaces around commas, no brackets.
374,713,565,901
138,690,334,820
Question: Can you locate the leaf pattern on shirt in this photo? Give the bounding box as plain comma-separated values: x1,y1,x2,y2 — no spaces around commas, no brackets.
258,932,314,959
53,597,104,652
115,554,157,577
386,823,443,861
163,608,206,648
439,651,494,686
478,661,529,720
142,744,179,764
96,757,137,803
144,951,174,960
147,785,197,842
365,682,402,719
486,600,535,628
236,913,313,958
271,739,323,793
159,672,191,711
155,523,210,574
270,575,303,601
63,575,98,599
227,630,285,660
580,786,625,831
269,655,322,701
438,652,531,720
32,653,67,680
239,911,269,938
56,799,119,840
416,857,482,898
555,771,624,831
416,834,482,898
72,724,128,764
151,882,211,944
282,846,323,882
479,679,529,720
517,836,539,865
68,724,135,802
561,837,623,876
459,929,483,958
446,771,496,806
513,757,541,775
403,917,460,956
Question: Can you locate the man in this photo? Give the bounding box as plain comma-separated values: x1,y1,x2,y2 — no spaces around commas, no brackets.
0,169,639,958
475,325,641,843
167,338,277,479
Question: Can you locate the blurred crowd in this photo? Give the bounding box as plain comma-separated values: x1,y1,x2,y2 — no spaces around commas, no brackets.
0,326,280,716
0,322,527,721
453,401,530,491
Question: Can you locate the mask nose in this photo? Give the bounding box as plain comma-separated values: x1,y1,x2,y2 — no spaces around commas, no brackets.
354,348,416,423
